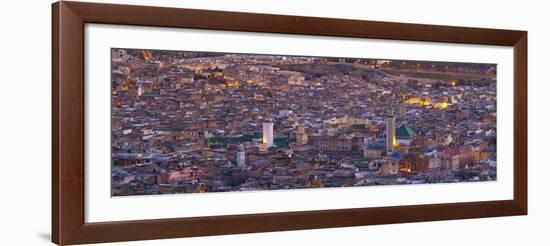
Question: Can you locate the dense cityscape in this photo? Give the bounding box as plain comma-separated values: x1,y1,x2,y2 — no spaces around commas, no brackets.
111,48,497,196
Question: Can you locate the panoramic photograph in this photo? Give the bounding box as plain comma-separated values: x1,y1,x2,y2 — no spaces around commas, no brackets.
110,48,497,196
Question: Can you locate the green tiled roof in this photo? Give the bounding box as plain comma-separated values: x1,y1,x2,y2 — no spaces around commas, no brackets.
274,137,296,148
142,92,160,97
396,124,416,138
351,124,367,129
209,132,262,145
209,133,296,149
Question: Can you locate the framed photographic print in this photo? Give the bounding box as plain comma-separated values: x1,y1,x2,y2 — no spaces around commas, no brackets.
52,1,527,245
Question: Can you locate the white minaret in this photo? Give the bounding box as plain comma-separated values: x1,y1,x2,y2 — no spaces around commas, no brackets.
386,109,396,153
137,84,143,97
237,144,246,167
262,122,274,148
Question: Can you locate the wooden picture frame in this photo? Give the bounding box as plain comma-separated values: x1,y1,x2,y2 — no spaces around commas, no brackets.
52,1,527,245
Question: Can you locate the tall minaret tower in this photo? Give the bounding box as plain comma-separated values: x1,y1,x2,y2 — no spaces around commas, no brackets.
386,109,396,154
398,95,406,118
137,84,143,97
237,144,246,167
263,122,274,148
